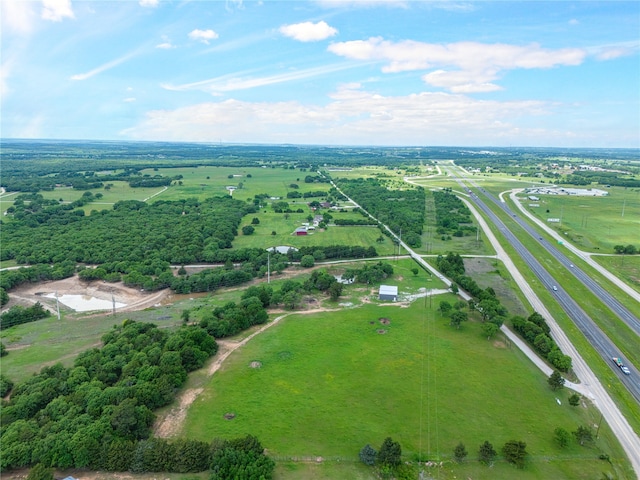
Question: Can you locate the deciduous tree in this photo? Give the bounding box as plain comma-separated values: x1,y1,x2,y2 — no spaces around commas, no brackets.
573,425,594,446
554,427,570,448
548,370,565,391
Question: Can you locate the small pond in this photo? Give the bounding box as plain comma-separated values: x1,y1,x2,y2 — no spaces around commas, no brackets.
43,293,127,312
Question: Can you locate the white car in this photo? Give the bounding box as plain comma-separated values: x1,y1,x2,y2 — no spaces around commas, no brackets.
552,285,558,291
621,366,631,375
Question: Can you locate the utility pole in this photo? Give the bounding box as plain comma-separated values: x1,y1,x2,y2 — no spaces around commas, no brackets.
596,412,604,438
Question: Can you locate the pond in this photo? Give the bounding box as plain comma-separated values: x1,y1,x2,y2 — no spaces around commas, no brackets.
43,293,127,312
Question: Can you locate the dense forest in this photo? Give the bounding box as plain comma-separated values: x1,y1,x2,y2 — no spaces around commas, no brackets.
432,189,474,237
0,321,218,470
2,195,251,265
0,318,275,477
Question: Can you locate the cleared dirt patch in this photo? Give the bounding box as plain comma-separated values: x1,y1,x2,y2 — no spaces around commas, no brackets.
379,317,390,325
6,275,169,314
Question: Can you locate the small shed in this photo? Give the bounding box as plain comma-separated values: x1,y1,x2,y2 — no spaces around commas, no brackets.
379,285,398,301
294,227,308,236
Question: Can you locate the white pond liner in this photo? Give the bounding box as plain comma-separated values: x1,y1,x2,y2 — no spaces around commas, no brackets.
43,293,127,312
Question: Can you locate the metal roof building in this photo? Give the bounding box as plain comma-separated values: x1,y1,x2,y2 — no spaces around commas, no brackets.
379,285,398,301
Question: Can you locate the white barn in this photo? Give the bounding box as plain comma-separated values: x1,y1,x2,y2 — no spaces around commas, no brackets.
379,285,398,301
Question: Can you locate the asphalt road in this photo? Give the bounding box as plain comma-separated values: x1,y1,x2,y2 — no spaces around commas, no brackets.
333,175,640,477
448,174,640,401
470,181,640,336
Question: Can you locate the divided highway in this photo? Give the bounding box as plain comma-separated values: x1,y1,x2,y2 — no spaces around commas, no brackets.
331,173,640,476
444,170,640,401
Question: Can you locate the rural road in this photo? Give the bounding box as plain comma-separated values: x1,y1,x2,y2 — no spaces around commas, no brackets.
336,175,640,477
508,188,640,305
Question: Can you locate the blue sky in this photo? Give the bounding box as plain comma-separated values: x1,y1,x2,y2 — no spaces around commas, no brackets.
1,0,639,147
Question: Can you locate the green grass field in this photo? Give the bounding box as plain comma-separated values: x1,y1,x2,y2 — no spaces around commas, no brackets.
520,187,640,253
142,166,331,203
234,221,393,254
182,298,633,479
593,254,640,293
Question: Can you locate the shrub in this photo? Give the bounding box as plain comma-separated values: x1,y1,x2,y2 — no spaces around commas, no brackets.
300,255,315,268
359,444,377,466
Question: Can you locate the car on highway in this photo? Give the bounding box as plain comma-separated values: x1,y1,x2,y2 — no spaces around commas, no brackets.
621,366,631,375
552,285,558,291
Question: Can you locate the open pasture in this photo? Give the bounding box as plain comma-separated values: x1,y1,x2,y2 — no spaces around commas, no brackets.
183,300,631,479
234,212,394,255
593,254,640,293
143,166,330,203
522,187,640,252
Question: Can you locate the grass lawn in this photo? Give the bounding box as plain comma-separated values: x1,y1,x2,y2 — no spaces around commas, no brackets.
143,166,331,203
593,254,640,293
233,210,393,255
182,299,633,479
517,186,640,253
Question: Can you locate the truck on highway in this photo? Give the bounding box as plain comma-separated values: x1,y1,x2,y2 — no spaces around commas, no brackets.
612,357,631,375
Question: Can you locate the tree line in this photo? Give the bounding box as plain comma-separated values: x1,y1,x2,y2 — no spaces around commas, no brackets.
2,196,251,265
0,302,51,330
432,189,475,237
333,177,425,248
0,320,220,470
436,252,572,372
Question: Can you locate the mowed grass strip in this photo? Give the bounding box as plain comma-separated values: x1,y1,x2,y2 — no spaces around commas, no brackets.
183,300,632,478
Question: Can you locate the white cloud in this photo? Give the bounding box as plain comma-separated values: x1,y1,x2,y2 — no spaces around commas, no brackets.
328,37,587,92
568,18,579,25
315,0,408,8
70,50,140,81
1,0,36,35
123,85,557,146
124,97,136,102
589,41,639,61
139,0,159,7
162,62,358,94
156,42,174,49
188,29,219,44
279,21,338,42
422,69,502,93
41,0,74,22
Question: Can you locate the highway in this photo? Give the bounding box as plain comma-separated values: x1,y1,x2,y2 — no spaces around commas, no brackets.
336,173,640,476
442,170,640,402
466,178,640,337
